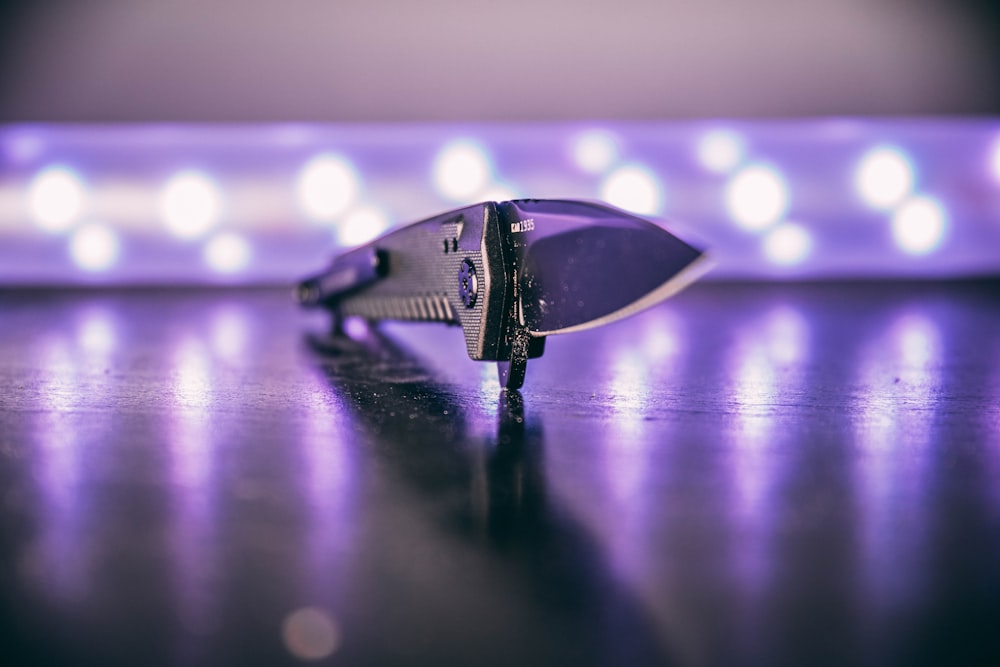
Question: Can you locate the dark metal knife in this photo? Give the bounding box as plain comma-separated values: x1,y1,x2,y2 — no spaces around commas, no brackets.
295,199,708,389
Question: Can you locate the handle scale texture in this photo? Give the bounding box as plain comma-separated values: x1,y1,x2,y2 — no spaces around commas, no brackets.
301,202,517,362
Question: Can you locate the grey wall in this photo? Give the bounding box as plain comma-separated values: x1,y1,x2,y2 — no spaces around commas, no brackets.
1,0,997,121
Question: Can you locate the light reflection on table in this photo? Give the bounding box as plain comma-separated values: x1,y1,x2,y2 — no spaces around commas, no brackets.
2,282,999,666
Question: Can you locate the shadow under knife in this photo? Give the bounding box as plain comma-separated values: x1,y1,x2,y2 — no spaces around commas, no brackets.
304,325,678,666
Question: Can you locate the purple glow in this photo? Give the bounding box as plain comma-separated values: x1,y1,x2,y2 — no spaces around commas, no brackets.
337,205,389,247
203,232,252,273
160,171,222,240
209,305,251,361
891,196,948,256
852,310,939,616
989,134,1000,183
697,129,745,174
728,327,779,518
600,164,664,216
725,163,789,232
29,324,118,605
723,306,811,600
29,165,86,233
432,139,493,202
855,146,916,211
166,335,218,640
297,373,357,593
572,130,620,174
69,223,120,271
762,223,813,266
297,154,359,223
0,121,999,284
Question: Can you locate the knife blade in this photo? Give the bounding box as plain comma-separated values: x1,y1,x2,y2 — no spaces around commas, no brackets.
296,199,708,389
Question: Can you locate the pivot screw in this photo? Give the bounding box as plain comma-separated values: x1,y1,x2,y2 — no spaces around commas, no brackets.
458,258,478,308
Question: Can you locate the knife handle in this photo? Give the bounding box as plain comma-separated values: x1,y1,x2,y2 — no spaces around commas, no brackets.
295,246,389,307
299,203,517,363
297,201,551,390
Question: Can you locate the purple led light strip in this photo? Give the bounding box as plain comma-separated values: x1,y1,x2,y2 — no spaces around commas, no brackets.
1,120,999,284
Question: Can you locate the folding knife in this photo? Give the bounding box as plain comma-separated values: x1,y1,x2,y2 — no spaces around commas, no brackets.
295,199,707,389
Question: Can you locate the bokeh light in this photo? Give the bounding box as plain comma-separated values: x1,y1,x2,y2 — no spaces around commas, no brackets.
159,171,221,239
432,139,492,202
296,154,359,222
763,223,812,266
339,205,389,247
697,130,744,173
725,164,789,231
764,306,810,365
572,130,619,174
855,146,914,211
28,166,86,232
896,313,940,369
479,182,520,202
6,132,45,163
69,223,119,271
210,306,250,360
77,309,116,354
891,196,946,255
990,135,1000,184
282,607,340,661
599,164,663,215
2,122,997,283
203,232,251,273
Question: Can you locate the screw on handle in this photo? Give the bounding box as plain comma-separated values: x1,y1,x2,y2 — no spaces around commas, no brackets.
458,258,478,309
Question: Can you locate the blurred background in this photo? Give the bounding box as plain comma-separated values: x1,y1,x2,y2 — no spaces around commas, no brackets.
1,0,999,283
4,7,1000,666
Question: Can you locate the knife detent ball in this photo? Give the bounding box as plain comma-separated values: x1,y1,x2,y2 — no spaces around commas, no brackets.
296,199,707,390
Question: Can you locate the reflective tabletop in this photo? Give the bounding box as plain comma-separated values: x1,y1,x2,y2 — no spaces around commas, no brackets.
1,282,999,666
